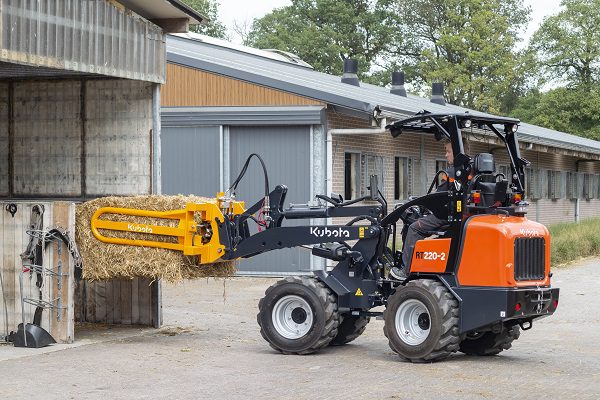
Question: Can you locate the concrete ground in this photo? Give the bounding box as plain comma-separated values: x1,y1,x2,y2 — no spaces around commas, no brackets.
1,260,599,400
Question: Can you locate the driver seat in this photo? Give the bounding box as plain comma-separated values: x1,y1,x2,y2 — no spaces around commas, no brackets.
471,153,497,207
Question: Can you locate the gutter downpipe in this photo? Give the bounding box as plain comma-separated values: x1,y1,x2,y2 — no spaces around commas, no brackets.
575,161,581,223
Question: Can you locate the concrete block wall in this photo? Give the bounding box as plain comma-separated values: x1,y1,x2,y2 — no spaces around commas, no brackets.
1,78,158,330
85,80,152,196
0,79,153,199
13,81,82,196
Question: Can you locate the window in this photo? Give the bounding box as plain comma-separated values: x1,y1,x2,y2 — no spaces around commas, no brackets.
409,158,424,196
435,160,447,173
548,170,564,200
345,153,385,200
394,157,408,200
567,172,578,199
361,154,384,196
344,152,360,200
525,168,543,200
583,173,595,200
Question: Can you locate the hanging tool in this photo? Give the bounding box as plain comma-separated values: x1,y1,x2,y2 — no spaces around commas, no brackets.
7,205,56,348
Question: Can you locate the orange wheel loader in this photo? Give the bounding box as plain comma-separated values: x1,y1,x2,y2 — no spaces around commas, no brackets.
91,112,559,362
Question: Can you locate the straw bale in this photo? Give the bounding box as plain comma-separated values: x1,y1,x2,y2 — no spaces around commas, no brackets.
75,195,236,282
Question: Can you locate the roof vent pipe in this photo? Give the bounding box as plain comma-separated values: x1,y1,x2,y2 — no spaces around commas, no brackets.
390,71,407,97
341,58,360,86
430,82,445,105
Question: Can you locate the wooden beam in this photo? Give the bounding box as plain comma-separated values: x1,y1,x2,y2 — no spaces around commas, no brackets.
49,202,75,343
151,18,189,33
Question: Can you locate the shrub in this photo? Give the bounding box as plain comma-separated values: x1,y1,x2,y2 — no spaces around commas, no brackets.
549,218,600,267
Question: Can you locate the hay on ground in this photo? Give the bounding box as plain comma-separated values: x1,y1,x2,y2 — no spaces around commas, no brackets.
75,195,236,282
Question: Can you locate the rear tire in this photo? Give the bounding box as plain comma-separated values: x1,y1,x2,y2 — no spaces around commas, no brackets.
383,279,460,362
257,276,339,355
459,325,520,356
329,315,370,346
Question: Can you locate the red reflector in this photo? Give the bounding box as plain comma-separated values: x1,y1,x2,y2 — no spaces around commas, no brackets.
515,303,522,311
472,192,481,204
553,299,558,309
513,194,522,203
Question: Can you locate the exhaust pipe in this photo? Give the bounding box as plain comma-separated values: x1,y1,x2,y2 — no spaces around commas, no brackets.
390,71,407,97
430,82,445,105
341,59,360,87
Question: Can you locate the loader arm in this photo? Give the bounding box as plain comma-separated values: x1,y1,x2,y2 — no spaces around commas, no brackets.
89,184,384,267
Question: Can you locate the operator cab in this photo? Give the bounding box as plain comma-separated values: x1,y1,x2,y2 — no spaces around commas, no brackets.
381,111,531,276
383,111,530,226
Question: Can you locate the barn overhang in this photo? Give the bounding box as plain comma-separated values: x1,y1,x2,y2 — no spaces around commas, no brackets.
0,0,205,83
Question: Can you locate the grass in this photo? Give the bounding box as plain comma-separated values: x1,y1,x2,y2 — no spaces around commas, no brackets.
549,218,600,267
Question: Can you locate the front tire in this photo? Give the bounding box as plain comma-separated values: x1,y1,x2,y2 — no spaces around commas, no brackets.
383,279,460,362
459,325,520,356
257,276,339,355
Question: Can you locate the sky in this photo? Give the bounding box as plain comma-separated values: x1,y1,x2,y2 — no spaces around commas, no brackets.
216,0,564,45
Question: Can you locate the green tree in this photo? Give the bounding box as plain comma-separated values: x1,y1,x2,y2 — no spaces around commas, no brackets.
246,0,400,80
181,0,227,39
391,0,533,114
529,0,600,90
510,84,600,140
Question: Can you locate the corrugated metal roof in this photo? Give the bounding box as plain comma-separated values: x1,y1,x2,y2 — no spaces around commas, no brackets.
172,33,315,68
166,34,600,155
1,1,166,83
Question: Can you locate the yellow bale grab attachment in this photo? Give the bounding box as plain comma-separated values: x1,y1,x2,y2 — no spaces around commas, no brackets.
90,194,245,264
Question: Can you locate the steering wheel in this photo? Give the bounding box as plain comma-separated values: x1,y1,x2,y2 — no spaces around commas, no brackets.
399,204,432,225
427,170,449,194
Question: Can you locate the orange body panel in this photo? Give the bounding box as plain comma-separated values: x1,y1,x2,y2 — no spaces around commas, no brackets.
457,215,551,287
410,238,451,273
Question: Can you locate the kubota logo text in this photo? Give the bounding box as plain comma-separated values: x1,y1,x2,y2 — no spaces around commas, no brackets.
128,223,153,234
520,228,540,237
310,227,350,238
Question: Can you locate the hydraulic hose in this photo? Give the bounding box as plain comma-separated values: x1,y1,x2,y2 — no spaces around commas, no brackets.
228,153,270,198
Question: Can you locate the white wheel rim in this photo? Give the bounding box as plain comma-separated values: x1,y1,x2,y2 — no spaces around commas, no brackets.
272,295,314,339
395,299,431,346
